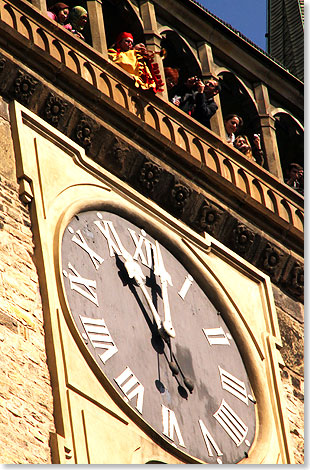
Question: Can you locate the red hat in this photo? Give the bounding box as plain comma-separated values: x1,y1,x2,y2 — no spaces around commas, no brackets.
115,32,134,48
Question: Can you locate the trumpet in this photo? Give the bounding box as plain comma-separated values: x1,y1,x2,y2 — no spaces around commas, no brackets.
135,45,167,59
154,48,167,58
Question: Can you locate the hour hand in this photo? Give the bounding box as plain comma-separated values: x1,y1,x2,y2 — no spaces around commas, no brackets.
122,250,162,333
155,241,176,338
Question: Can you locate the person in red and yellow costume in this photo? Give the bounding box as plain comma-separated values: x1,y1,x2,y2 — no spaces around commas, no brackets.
108,32,164,93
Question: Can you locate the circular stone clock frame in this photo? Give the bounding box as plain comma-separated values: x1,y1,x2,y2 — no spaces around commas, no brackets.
54,196,267,464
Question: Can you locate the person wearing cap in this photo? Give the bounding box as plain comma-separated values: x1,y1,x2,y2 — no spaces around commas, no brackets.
108,32,164,93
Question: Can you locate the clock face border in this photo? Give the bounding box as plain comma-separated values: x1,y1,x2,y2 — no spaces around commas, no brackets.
54,197,267,464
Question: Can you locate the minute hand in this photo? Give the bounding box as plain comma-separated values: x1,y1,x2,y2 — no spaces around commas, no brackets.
155,241,176,338
122,250,162,332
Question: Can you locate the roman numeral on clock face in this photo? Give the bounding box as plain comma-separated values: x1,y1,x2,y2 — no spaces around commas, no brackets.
94,216,125,257
213,399,248,446
114,367,144,414
203,327,231,345
68,227,104,270
80,316,118,363
198,419,223,460
218,367,249,405
178,274,193,300
162,405,186,448
127,228,149,266
63,263,99,306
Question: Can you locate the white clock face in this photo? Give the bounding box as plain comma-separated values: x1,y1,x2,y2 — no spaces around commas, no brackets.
61,209,256,463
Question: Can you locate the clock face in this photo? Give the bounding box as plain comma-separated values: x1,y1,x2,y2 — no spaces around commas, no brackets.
60,209,256,464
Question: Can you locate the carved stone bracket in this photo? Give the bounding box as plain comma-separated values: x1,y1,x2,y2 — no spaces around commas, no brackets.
18,178,33,204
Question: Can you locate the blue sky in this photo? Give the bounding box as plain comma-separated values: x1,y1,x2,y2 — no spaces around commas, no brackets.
198,0,267,50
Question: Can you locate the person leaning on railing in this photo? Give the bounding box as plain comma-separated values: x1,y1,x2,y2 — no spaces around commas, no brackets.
47,2,72,31
164,67,180,104
108,32,164,93
67,6,88,40
285,162,304,195
171,76,220,129
233,134,264,166
224,114,243,144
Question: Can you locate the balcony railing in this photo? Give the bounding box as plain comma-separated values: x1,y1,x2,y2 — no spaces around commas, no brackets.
0,0,304,237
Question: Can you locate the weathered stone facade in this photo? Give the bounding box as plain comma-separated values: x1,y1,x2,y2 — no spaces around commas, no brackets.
273,286,304,464
0,99,54,464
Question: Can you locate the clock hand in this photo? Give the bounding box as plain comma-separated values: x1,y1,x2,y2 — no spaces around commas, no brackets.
121,249,163,333
165,338,195,393
154,241,176,338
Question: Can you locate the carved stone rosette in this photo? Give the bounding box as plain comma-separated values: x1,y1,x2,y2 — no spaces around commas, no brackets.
75,118,94,150
231,223,255,255
44,93,67,126
138,161,162,193
170,183,191,214
14,71,38,105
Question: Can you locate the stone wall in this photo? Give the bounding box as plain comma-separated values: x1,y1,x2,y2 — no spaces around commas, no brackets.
273,286,304,464
0,99,55,463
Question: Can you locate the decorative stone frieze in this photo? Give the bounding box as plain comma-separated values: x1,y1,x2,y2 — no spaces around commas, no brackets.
14,71,38,105
231,223,255,255
0,54,303,300
75,117,94,151
138,161,162,193
259,243,287,283
43,93,67,127
170,183,191,215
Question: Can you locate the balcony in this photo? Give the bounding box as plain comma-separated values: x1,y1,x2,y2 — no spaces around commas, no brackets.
0,0,304,253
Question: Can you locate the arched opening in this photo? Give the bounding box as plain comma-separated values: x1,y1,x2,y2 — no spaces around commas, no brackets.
102,0,144,48
160,29,201,96
274,112,304,177
218,71,261,140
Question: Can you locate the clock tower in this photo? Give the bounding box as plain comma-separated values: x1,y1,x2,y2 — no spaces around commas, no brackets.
0,0,303,464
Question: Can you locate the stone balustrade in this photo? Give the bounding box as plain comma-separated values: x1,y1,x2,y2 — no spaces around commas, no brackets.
0,0,304,235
